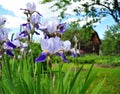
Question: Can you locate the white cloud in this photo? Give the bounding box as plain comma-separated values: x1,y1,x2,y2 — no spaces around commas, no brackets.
64,16,100,27
0,0,29,17
3,15,25,28
0,0,58,18
64,1,85,15
0,0,59,30
37,1,59,18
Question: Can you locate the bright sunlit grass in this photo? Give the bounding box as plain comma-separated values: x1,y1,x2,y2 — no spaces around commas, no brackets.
52,63,120,94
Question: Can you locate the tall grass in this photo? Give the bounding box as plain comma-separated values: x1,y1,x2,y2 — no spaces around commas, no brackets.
0,53,105,94
0,43,105,94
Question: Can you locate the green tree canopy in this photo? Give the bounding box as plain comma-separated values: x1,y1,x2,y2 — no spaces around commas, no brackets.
61,22,93,48
101,24,120,55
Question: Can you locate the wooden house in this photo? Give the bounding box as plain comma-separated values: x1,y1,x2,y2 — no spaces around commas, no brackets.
90,31,102,55
79,28,101,55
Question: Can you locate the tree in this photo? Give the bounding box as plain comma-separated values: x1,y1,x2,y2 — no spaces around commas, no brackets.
42,0,120,25
101,24,120,55
61,22,93,49
80,0,120,25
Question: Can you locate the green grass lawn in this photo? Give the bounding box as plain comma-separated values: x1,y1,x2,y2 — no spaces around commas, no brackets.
0,55,120,94
92,65,120,94
52,63,120,94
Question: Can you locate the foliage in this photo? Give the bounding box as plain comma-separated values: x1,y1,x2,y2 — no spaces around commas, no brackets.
101,24,120,55
61,24,93,48
54,63,120,94
0,54,105,94
52,54,120,66
42,0,120,25
29,42,42,60
84,64,120,94
1,41,119,93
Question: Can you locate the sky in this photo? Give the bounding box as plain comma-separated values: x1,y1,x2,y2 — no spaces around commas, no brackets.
93,15,115,39
0,0,116,40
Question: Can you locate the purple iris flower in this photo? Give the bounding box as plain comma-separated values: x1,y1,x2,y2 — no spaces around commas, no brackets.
57,23,66,34
62,40,71,52
47,17,59,34
19,23,31,38
71,48,77,57
5,39,29,57
6,41,16,49
19,31,27,37
11,39,28,49
2,41,16,57
0,17,14,57
12,39,29,56
0,28,8,42
0,17,8,42
40,17,66,36
40,17,59,34
20,21,40,36
21,23,31,32
56,52,69,63
26,2,36,13
11,39,21,47
35,37,69,63
35,52,48,62
41,37,62,54
6,50,14,57
15,32,27,39
20,2,36,14
20,2,42,16
30,13,41,25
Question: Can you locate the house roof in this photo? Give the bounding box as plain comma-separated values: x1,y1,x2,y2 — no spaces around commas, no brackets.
91,30,102,44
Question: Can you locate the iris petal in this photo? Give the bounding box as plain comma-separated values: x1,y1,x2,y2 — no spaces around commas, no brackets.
30,13,41,25
57,23,66,34
21,23,27,26
19,31,26,35
63,40,71,51
56,52,61,56
19,31,27,37
35,52,48,63
26,2,36,12
6,50,14,57
6,41,16,49
36,12,42,17
61,53,69,63
36,24,39,29
56,52,69,63
71,51,77,57
35,31,40,35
